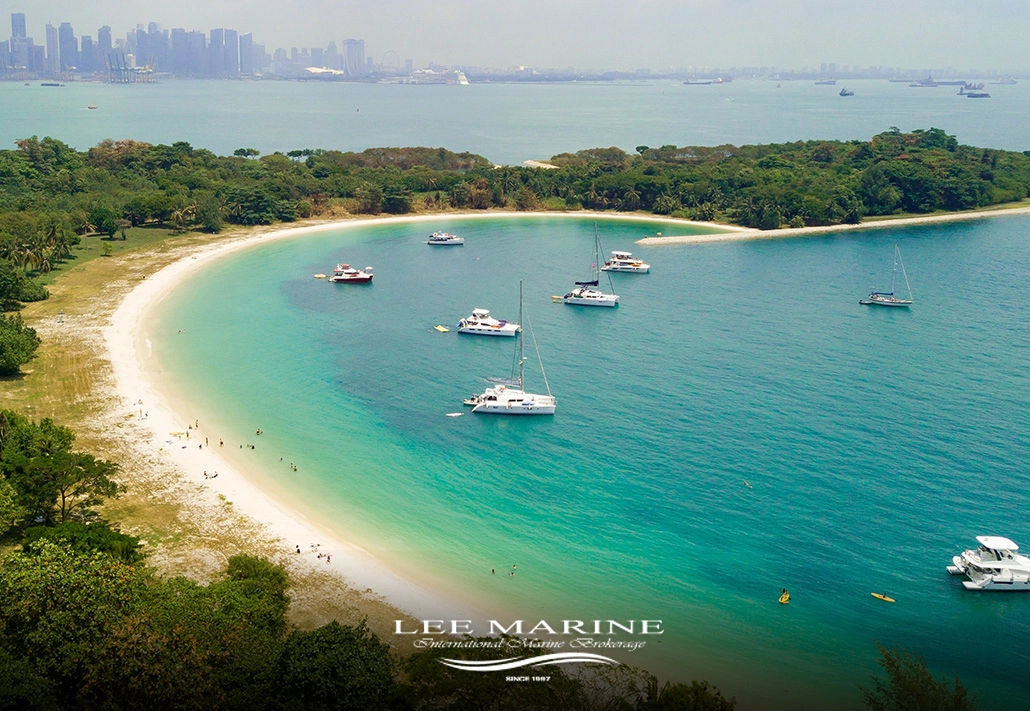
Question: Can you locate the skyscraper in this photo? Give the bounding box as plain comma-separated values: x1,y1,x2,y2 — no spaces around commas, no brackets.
239,32,254,75
11,12,26,39
44,23,59,75
10,12,29,69
209,28,225,76
58,22,77,70
223,29,238,77
343,38,365,77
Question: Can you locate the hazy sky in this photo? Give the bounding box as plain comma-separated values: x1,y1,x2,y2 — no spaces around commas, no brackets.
4,0,1027,71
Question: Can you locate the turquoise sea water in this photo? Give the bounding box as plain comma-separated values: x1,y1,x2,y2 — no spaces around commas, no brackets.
3,78,1030,163
149,214,1030,710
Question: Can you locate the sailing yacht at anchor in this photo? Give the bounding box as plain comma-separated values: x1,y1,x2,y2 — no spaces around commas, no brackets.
561,226,619,307
464,281,555,415
860,245,913,307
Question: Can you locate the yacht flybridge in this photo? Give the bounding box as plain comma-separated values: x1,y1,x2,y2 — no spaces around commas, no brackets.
457,308,520,337
947,536,1030,590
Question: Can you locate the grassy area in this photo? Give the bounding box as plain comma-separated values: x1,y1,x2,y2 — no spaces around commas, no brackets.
4,218,415,641
35,225,184,286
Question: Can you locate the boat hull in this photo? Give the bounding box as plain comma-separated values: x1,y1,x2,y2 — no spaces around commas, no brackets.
859,297,910,307
601,265,650,273
472,399,556,415
329,275,372,283
457,326,519,336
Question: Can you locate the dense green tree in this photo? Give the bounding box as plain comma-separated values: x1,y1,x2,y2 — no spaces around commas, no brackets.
862,646,979,711
0,313,40,375
87,203,119,237
274,621,394,710
22,521,142,563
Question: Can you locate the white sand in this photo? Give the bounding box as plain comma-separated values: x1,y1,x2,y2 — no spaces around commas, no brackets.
636,206,1030,245
103,205,1030,625
105,216,503,624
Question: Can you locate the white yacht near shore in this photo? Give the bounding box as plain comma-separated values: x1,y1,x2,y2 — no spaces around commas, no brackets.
561,227,619,307
947,536,1030,590
457,308,520,336
601,250,650,273
427,231,464,246
465,282,555,415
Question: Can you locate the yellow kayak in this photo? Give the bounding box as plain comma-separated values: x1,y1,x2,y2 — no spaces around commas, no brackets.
778,591,790,604
434,325,450,332
871,592,895,603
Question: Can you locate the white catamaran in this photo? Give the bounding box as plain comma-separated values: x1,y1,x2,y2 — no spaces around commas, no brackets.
465,282,555,415
860,244,913,307
561,226,619,307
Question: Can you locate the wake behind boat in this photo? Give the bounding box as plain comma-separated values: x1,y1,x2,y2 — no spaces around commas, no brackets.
466,282,555,415
860,245,912,307
457,308,520,337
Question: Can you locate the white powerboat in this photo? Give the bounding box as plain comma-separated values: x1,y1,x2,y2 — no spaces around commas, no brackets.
562,285,620,307
457,308,520,337
427,231,464,246
328,264,373,283
947,536,1030,590
601,250,650,273
467,282,555,416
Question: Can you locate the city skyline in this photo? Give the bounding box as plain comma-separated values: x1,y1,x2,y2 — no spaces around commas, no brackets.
1,0,1028,73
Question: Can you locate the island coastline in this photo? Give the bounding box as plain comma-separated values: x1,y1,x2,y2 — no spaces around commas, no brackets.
17,202,1030,654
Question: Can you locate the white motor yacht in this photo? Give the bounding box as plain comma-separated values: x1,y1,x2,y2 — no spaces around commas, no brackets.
947,536,1030,590
457,308,520,337
561,285,620,307
601,250,650,273
427,231,464,246
328,264,373,283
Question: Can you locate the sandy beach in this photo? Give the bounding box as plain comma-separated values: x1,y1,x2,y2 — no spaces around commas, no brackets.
16,203,1029,645
636,204,1030,245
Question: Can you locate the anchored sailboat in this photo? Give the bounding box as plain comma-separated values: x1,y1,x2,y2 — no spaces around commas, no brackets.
465,281,556,415
561,225,619,307
860,245,913,307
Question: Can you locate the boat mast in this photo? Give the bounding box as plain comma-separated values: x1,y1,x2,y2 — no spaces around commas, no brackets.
517,280,525,388
896,245,913,299
594,223,616,294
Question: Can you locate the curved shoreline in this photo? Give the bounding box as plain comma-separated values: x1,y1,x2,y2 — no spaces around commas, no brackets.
637,205,1030,244
99,210,719,638
82,204,1030,645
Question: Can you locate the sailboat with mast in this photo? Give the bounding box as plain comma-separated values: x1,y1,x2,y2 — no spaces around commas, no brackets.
465,281,556,415
860,244,913,307
561,226,619,307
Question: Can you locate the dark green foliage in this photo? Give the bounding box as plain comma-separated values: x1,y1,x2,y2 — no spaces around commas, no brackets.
22,521,142,564
0,313,40,375
639,679,736,710
862,646,979,711
274,621,394,710
0,411,120,526
0,645,59,710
